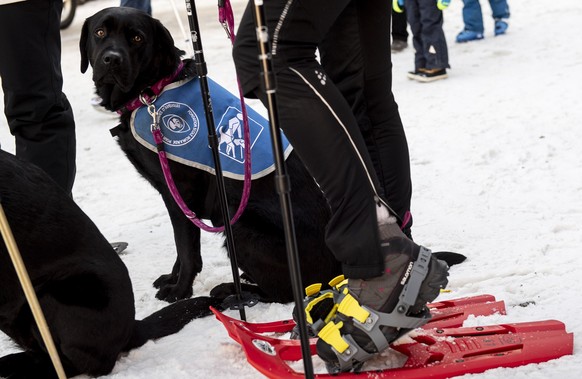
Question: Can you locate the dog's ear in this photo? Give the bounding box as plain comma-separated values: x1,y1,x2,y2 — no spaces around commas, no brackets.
79,17,91,73
152,18,184,67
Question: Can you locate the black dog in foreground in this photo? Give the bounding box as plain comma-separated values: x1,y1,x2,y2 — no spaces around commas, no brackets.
80,8,464,304
0,150,221,378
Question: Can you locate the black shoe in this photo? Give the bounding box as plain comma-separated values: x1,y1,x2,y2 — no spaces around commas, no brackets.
409,68,448,82
391,39,408,53
407,70,420,80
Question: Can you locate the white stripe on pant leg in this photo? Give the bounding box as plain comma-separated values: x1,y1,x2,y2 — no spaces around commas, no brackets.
289,67,392,212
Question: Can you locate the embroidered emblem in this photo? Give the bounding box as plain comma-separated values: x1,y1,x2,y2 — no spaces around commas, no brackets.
158,102,199,146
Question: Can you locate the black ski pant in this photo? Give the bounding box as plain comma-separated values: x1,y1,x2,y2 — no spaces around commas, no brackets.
0,0,76,194
320,1,413,236
234,0,408,279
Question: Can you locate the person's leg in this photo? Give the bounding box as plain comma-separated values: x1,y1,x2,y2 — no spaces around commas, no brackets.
0,0,76,194
234,0,394,278
234,0,386,278
462,0,485,33
405,0,427,71
316,3,447,368
320,0,413,236
233,1,448,371
489,0,510,20
392,8,409,42
418,0,449,70
391,7,409,52
120,0,152,15
489,0,510,35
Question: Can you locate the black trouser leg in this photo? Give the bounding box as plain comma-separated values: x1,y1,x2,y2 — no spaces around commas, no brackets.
0,0,76,194
392,8,409,42
234,0,389,279
320,0,413,234
406,0,449,70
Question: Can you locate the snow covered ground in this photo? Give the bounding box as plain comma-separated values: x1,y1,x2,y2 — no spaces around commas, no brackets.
1,0,581,378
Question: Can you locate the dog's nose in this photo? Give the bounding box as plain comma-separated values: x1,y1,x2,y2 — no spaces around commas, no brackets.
101,51,123,67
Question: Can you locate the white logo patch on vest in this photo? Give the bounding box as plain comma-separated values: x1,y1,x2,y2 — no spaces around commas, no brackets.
158,102,199,146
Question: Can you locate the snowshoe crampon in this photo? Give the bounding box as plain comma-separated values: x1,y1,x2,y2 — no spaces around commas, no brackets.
210,295,573,378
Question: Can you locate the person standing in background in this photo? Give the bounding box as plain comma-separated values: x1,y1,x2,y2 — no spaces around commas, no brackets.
395,0,451,82
456,0,510,42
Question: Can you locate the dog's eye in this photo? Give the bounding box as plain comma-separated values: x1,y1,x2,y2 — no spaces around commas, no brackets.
132,35,143,44
95,28,106,38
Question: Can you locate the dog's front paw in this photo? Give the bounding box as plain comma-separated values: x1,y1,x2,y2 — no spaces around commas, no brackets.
155,284,193,303
153,273,177,289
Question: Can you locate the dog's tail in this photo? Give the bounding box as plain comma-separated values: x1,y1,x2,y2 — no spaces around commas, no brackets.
125,296,223,351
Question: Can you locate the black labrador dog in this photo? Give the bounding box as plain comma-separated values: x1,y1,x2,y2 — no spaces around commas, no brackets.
0,150,221,378
80,7,340,304
80,8,463,305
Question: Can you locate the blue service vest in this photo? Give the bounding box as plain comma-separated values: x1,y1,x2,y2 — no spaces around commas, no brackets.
130,77,292,180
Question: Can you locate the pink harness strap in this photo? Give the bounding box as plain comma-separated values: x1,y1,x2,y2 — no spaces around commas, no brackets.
117,61,185,114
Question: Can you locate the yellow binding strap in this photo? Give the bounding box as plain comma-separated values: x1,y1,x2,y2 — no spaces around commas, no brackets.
338,293,370,324
305,292,336,324
305,283,322,297
318,321,349,353
328,274,345,288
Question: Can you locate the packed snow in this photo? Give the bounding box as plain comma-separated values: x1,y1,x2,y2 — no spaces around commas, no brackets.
1,0,581,378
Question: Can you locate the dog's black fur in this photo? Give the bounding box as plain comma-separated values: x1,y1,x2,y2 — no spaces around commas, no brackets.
0,150,222,378
79,8,464,305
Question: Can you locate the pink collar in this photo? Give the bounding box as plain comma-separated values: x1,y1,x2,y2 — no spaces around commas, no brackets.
117,61,185,114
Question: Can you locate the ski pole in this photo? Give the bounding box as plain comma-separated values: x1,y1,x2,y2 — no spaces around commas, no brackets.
167,0,192,55
249,1,314,377
183,0,247,321
0,198,67,379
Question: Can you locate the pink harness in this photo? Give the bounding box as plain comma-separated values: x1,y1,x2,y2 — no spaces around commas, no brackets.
118,61,185,114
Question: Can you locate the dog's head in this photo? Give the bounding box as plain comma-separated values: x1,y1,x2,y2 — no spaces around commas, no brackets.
80,7,184,111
